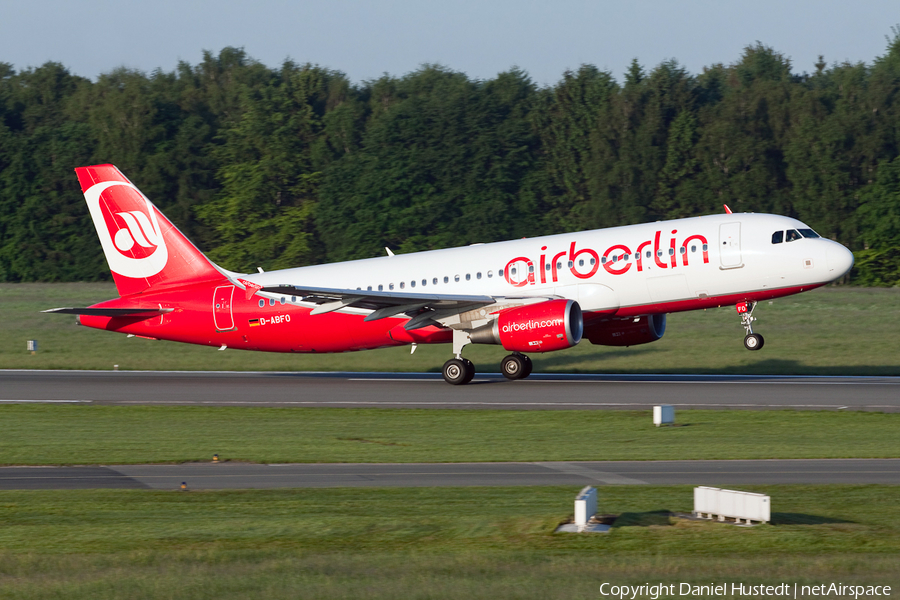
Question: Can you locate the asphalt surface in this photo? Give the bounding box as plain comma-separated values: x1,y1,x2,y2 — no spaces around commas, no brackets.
1,370,899,411
2,459,898,490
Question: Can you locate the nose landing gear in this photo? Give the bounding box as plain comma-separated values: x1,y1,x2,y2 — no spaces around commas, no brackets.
737,301,765,351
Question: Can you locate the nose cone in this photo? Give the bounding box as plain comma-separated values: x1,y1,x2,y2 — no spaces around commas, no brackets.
826,243,854,279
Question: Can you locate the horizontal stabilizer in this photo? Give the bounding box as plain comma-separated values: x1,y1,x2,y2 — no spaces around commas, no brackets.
43,307,174,317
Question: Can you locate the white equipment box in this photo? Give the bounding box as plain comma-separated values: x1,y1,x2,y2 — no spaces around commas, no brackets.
694,486,770,524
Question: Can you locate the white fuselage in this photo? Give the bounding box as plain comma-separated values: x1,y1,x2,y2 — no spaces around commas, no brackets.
245,213,854,318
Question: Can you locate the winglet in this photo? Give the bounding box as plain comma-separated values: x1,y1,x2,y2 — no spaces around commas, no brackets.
723,204,733,214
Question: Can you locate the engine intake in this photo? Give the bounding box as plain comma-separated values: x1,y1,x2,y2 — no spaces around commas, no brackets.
470,299,583,353
583,314,666,347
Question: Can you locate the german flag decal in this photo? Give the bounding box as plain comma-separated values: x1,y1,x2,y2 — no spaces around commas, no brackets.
248,318,260,327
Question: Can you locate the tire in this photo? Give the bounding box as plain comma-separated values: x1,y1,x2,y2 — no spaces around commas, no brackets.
522,355,533,378
501,354,526,380
462,358,475,384
443,358,473,385
743,333,764,351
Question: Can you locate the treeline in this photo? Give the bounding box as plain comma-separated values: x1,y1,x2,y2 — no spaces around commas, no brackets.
2,36,900,285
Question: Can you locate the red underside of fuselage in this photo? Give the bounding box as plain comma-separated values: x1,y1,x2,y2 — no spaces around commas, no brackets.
77,281,825,353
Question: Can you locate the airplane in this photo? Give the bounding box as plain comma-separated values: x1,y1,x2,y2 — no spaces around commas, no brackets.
46,164,855,384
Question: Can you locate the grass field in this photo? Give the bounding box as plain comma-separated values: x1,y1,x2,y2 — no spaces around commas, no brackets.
0,485,897,599
1,405,898,465
2,283,900,374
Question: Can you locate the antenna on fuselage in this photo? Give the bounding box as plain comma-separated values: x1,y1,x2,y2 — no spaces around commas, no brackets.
385,247,394,257
723,204,733,214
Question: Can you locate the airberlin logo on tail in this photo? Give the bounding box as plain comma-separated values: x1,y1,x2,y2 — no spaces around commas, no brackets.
113,210,161,254
84,181,169,278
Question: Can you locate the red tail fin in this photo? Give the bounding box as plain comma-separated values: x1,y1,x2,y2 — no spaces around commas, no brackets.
75,164,224,297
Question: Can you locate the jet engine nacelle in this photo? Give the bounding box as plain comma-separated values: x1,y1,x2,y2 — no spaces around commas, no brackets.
470,299,583,353
584,314,666,347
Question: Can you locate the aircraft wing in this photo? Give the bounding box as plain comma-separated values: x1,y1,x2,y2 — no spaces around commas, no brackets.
43,307,174,317
260,284,499,330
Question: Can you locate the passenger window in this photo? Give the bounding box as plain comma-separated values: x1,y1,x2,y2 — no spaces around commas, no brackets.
291,296,297,303
499,269,504,278
476,272,482,279
786,229,802,242
378,285,383,291
702,244,708,252
258,299,265,308
466,273,471,281
269,298,275,306
510,268,517,276
679,247,685,254
556,261,562,269
668,248,674,256
545,263,551,271
691,246,696,253
367,286,372,291
410,281,415,288
455,275,460,282
578,259,584,267
528,265,534,273
568,261,574,268
798,228,820,239
646,250,652,258
612,255,617,263
772,231,784,244
487,271,493,278
422,279,427,286
400,282,405,289
389,283,394,290
601,256,607,264
590,258,596,265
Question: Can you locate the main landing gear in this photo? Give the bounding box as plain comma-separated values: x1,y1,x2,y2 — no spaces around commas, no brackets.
441,352,534,385
501,352,533,380
442,357,475,385
737,301,765,351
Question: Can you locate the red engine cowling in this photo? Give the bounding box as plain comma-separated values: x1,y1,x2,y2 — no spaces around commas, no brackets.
470,299,583,353
583,314,666,347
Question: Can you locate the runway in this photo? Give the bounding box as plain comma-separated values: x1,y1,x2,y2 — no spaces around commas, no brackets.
2,459,898,490
1,370,899,411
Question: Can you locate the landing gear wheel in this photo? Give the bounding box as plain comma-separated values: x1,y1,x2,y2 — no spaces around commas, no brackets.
744,333,765,351
461,358,475,384
501,354,528,380
522,355,533,378
443,358,474,385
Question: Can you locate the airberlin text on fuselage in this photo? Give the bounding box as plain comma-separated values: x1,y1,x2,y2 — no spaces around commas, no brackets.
504,229,709,287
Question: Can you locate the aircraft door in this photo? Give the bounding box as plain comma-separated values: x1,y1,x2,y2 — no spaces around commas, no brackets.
213,285,236,331
719,222,743,269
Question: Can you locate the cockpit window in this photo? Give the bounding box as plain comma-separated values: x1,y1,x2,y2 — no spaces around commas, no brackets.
798,228,820,239
771,231,784,244
786,229,802,242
